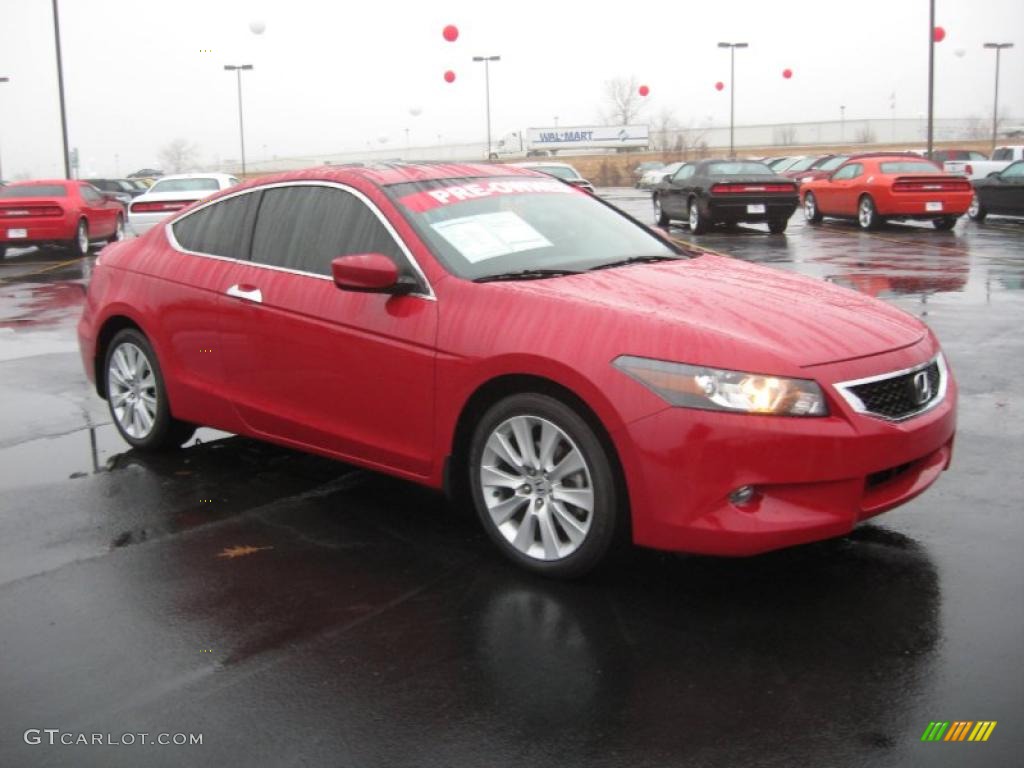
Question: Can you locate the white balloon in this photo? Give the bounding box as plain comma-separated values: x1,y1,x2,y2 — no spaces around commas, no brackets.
249,20,266,35
409,106,423,117
954,48,966,58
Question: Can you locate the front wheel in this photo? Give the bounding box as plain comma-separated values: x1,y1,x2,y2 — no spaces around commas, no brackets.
468,393,621,578
803,192,823,223
688,197,708,234
653,194,669,226
767,218,788,234
967,194,987,222
104,329,195,451
933,216,958,231
857,195,879,230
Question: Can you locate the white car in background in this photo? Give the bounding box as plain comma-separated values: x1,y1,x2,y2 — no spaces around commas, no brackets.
510,162,596,193
639,161,685,189
128,173,238,236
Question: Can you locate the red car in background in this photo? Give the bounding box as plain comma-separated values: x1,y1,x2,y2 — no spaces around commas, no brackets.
78,163,956,577
785,154,849,182
801,155,972,230
0,180,125,258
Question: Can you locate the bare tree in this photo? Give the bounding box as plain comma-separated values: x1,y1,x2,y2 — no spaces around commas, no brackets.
600,76,646,126
854,125,877,144
652,107,679,151
773,125,799,146
158,139,201,173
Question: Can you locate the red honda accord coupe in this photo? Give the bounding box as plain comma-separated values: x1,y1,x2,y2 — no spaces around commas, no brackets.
77,163,957,577
0,179,125,258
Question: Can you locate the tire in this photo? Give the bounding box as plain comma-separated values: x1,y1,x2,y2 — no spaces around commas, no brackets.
108,214,125,243
857,195,879,230
104,328,195,451
968,194,987,222
767,218,788,234
0,245,6,259
688,196,708,234
803,191,823,223
653,194,670,226
468,392,621,579
933,216,958,231
69,219,90,256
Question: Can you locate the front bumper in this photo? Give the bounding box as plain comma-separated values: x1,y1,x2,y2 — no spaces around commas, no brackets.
614,345,958,556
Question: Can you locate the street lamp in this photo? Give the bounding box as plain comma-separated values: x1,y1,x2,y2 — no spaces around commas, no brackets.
840,105,846,142
224,64,253,175
51,0,71,179
925,0,936,158
0,77,8,181
983,42,1014,153
717,42,748,158
472,55,501,160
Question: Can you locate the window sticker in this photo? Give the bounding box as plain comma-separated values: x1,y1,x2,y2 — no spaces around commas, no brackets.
431,211,553,263
399,179,578,213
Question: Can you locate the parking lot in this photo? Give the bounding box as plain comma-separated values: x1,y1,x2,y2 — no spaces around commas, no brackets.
1,188,1022,766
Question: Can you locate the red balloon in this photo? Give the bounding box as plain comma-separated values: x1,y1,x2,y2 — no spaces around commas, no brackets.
782,68,793,79
443,70,456,83
638,84,650,97
933,26,945,42
443,24,459,42
715,81,724,91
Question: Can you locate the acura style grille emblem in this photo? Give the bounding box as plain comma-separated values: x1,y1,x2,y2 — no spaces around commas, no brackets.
912,371,932,405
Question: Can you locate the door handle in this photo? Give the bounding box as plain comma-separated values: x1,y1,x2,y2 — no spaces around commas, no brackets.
226,284,262,303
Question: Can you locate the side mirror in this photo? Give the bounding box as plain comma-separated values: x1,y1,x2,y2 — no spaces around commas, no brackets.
331,253,416,295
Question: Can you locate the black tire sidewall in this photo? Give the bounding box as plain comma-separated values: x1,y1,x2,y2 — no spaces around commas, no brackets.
104,329,182,451
468,393,620,578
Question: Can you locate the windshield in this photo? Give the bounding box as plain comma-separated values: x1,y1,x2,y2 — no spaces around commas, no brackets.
707,161,773,175
0,184,67,198
149,178,220,193
532,166,580,181
817,156,848,171
387,176,677,280
880,161,941,174
785,157,817,172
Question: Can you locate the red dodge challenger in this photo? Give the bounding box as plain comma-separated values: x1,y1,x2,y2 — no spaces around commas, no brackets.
801,155,973,230
0,179,125,258
77,163,957,577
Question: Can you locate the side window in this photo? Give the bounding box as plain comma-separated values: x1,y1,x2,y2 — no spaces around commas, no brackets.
1002,162,1024,178
80,185,102,202
671,165,692,182
832,163,862,180
171,191,260,260
250,186,406,277
992,148,1010,161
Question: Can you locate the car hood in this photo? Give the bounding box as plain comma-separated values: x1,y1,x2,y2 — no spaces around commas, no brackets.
499,254,926,369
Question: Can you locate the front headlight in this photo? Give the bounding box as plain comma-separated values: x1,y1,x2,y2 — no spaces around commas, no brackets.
614,355,828,416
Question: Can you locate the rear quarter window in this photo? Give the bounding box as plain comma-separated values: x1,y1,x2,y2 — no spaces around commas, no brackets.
171,191,260,260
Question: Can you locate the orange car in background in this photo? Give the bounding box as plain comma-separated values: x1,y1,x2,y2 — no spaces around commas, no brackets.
801,155,973,230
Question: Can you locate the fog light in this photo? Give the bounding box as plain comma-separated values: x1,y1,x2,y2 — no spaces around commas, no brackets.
729,485,757,506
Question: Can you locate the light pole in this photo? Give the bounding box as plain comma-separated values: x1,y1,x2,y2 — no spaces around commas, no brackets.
51,0,71,179
0,76,8,181
224,64,253,175
983,42,1014,153
840,105,846,142
717,42,748,158
472,55,501,160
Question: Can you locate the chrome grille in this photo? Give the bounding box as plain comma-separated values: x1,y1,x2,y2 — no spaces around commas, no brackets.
836,355,947,422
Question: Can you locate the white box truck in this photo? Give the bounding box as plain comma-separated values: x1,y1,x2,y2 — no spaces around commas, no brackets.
492,125,649,159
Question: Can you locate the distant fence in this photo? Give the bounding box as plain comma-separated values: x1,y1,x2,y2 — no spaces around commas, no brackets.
223,117,1018,174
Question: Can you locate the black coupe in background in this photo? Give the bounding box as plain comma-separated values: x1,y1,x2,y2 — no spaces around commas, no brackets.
969,160,1024,221
652,159,799,234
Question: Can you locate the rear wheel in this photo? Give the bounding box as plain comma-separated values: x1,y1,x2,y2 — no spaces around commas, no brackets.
0,245,6,259
803,191,823,223
468,393,621,578
70,219,90,256
767,218,788,234
653,194,670,226
688,196,708,234
967,194,987,222
108,214,125,243
104,328,195,451
857,195,879,230
933,216,958,231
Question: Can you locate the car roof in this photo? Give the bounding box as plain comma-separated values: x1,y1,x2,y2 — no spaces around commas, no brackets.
511,161,577,170
5,179,73,187
233,162,547,189
153,172,237,182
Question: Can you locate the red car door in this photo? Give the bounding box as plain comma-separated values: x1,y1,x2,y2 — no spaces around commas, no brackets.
218,182,438,478
77,183,117,238
818,162,864,215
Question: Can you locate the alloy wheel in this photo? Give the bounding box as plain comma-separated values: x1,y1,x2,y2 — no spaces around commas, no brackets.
858,198,875,229
77,221,89,254
688,200,699,230
968,195,979,218
108,342,158,439
805,195,816,220
479,415,594,561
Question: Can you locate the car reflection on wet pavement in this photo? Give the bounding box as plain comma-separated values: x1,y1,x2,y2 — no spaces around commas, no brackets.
0,190,1021,767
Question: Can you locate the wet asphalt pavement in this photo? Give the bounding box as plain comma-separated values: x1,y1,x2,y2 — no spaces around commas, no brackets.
1,190,1022,767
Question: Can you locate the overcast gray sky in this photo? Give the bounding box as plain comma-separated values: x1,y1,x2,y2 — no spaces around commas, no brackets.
1,0,1021,178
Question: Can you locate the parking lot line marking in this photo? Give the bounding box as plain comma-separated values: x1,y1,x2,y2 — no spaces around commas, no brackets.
669,237,732,258
0,256,85,283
